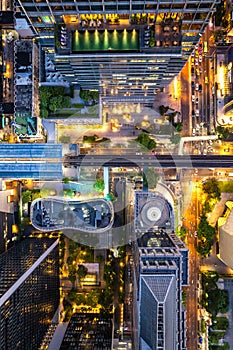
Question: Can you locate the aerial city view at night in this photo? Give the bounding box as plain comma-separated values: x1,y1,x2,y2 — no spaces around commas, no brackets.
2,0,233,349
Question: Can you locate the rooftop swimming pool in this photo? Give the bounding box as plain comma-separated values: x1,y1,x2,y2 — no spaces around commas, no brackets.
72,29,139,52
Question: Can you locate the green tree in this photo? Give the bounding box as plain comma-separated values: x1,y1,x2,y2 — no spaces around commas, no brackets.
68,265,77,286
93,178,105,192
62,177,72,184
202,178,221,201
178,227,187,238
135,132,156,150
159,105,170,116
212,317,229,331
49,95,63,112
22,190,32,204
216,126,230,140
105,193,117,201
86,289,100,307
77,264,88,280
40,108,49,119
175,122,183,132
61,96,72,108
60,189,75,197
147,138,157,150
39,86,52,108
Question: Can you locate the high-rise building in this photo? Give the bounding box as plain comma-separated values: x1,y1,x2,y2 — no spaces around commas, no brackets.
0,1,14,123
16,0,220,103
132,229,188,350
0,237,60,350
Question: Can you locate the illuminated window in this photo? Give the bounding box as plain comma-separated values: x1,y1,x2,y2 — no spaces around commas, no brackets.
41,16,54,24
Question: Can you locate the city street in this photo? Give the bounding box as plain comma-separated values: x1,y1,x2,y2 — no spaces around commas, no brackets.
182,173,201,350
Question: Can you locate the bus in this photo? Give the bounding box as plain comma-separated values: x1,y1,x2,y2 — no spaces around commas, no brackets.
203,41,208,54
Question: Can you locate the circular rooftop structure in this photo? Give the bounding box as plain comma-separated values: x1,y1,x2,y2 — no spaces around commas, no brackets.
140,196,170,228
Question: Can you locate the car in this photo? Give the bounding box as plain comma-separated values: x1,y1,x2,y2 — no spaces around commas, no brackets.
192,95,195,102
191,81,195,88
198,42,203,54
205,76,209,84
191,67,195,74
199,55,202,63
195,109,199,116
196,97,199,104
196,68,200,76
192,110,195,116
199,84,202,92
192,128,196,135
203,41,208,53
195,83,199,91
195,58,199,65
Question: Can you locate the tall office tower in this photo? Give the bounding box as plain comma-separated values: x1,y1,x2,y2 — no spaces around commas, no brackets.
16,0,220,103
0,237,60,350
132,229,188,350
0,0,14,119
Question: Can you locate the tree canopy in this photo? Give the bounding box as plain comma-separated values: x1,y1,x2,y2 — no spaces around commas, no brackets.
196,214,215,256
77,264,88,280
202,178,221,201
135,132,156,150
39,85,72,117
93,178,105,192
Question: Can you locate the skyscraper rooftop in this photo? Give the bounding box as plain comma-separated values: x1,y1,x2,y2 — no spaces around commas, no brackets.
16,0,220,102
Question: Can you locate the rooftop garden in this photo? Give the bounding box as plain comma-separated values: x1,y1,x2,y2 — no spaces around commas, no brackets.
201,272,230,349
14,112,37,137
39,86,100,120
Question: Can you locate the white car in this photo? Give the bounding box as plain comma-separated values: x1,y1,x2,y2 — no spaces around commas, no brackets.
195,109,199,116
199,55,202,63
192,95,195,102
195,83,199,91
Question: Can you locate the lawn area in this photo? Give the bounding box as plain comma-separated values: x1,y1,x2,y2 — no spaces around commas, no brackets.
50,104,99,119
219,181,233,193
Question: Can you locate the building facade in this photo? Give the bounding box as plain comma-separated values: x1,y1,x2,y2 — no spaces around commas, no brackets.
0,237,60,350
0,143,63,179
133,229,188,350
16,0,220,103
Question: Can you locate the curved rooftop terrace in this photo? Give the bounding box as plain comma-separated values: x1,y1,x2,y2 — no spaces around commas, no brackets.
30,197,114,234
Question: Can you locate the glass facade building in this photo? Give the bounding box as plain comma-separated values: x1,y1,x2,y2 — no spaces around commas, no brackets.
16,0,220,103
0,143,63,179
133,230,188,350
0,237,60,350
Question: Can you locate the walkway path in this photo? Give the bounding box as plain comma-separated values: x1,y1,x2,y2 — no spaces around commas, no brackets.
48,323,69,350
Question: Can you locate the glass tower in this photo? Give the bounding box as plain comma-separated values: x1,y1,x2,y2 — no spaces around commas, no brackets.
0,237,60,350
16,0,220,102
